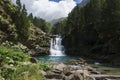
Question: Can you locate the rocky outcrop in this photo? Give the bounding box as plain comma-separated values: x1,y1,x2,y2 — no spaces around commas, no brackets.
40,58,120,80
0,0,17,42
41,59,117,80
24,25,50,56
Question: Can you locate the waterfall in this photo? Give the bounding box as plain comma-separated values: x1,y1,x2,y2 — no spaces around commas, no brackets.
50,35,66,56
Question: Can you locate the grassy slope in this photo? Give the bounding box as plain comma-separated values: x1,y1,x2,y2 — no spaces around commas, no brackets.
0,45,52,80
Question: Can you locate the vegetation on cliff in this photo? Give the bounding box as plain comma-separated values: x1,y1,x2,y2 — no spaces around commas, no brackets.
0,0,51,55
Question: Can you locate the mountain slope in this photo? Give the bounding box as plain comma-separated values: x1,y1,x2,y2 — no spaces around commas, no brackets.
0,0,17,42
49,17,66,26
0,0,50,55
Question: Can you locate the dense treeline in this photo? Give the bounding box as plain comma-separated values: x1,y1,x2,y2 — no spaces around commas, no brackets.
12,0,30,40
33,17,51,33
51,19,67,35
10,0,51,41
58,0,120,63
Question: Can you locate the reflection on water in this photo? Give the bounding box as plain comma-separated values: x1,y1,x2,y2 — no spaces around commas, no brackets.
35,55,80,62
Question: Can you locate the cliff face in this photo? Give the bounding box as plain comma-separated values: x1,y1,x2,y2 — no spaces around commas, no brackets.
26,24,50,56
0,0,50,56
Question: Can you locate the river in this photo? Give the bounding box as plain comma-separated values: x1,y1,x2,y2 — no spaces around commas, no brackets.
36,35,120,75
36,35,80,62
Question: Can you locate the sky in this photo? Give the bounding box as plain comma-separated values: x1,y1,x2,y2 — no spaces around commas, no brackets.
12,0,82,21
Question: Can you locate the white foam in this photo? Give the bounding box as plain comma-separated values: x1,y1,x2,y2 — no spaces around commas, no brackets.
50,36,66,56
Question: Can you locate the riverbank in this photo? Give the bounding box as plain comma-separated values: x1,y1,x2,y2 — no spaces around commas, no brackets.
41,58,120,80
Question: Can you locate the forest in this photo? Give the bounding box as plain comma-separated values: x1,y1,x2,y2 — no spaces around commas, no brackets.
52,0,120,65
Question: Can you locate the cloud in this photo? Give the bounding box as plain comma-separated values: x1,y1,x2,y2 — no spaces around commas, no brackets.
12,0,77,21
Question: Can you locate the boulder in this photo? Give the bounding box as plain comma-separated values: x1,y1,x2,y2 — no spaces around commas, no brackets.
63,66,74,76
45,71,62,79
68,72,83,80
40,70,47,76
54,63,66,71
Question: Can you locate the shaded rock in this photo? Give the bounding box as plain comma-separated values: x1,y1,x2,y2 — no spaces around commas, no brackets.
86,76,96,80
0,58,3,64
63,76,69,80
30,57,37,63
52,69,62,74
68,72,83,80
45,71,62,79
63,66,74,76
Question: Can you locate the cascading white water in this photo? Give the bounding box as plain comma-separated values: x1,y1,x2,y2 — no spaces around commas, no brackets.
50,35,66,56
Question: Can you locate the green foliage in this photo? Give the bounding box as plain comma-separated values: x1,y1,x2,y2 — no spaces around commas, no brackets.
33,17,51,33
0,0,18,41
51,19,67,35
0,46,29,65
28,13,34,23
0,46,51,80
1,41,28,53
38,62,53,71
11,64,44,80
62,0,120,58
1,63,44,80
11,0,30,40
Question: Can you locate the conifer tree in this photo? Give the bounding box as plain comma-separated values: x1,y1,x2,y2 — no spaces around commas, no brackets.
15,0,30,40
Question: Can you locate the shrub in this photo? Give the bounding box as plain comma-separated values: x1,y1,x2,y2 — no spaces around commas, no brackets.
0,46,45,80
0,46,29,65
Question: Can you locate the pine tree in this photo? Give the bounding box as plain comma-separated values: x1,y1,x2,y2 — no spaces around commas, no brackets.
15,0,30,40
28,13,34,23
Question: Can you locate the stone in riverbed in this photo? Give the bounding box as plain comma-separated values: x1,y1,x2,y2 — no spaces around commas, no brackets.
63,66,74,76
67,72,83,80
54,63,66,71
52,69,62,74
45,71,62,79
